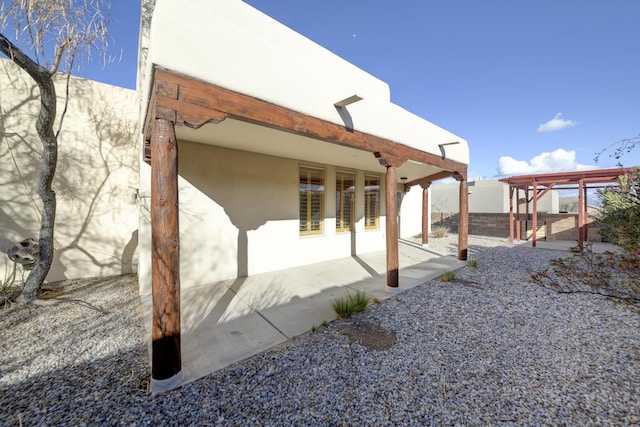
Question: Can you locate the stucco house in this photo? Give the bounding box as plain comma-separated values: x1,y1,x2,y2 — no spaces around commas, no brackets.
139,0,470,391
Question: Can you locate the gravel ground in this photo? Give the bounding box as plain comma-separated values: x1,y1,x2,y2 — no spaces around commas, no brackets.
1,235,639,426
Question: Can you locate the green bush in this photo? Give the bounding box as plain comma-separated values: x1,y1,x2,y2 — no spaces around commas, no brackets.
596,167,640,251
332,291,370,318
440,271,455,282
468,259,478,268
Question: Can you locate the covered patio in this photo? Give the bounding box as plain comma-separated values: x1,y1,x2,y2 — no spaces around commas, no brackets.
140,0,470,393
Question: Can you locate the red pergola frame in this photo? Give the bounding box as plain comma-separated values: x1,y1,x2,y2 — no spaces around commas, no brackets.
500,168,632,247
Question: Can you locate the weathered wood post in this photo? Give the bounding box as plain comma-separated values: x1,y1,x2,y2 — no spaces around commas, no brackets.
457,175,469,261
421,184,430,246
385,164,399,287
150,118,182,393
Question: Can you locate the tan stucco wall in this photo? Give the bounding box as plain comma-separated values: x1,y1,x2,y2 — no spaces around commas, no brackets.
0,59,140,283
138,141,398,295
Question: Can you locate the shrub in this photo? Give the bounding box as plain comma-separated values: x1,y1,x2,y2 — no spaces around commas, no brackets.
332,291,370,318
596,167,640,251
440,271,455,282
468,259,478,268
432,226,449,238
531,242,639,304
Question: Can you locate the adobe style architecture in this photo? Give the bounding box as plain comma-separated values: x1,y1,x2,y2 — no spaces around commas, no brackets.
139,0,470,391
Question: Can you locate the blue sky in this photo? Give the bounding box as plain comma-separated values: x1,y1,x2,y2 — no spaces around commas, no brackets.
74,1,639,180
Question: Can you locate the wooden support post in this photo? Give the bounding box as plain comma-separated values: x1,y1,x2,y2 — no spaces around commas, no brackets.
457,177,468,260
578,179,585,247
385,165,399,287
516,188,521,241
150,118,182,392
508,186,514,244
421,184,430,246
532,182,538,248
583,183,589,242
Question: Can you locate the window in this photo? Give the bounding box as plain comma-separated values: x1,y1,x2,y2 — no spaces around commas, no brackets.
336,172,355,232
364,175,380,229
299,167,324,235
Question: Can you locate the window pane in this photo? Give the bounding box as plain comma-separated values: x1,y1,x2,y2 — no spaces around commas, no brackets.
364,175,380,230
300,168,324,235
336,172,354,232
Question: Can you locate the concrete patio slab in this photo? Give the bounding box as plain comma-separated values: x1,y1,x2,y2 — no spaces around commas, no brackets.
142,236,620,390
140,240,469,388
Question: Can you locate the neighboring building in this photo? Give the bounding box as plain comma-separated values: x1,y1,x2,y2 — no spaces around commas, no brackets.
0,58,139,283
139,0,470,391
432,179,559,214
559,197,601,215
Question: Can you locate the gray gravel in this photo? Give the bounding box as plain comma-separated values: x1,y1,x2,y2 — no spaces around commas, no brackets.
2,236,639,426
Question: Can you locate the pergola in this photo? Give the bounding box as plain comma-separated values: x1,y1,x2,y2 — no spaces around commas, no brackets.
499,168,631,247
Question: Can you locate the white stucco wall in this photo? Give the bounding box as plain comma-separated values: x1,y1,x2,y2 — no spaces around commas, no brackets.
399,186,427,239
137,0,468,295
143,0,468,164
138,141,396,295
0,59,140,283
431,179,559,214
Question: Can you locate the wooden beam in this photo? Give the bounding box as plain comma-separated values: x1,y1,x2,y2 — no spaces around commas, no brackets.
150,118,182,387
405,170,458,189
143,67,468,173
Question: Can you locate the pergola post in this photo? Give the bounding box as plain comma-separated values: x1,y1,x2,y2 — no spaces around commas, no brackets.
515,188,521,241
508,186,514,244
421,183,430,246
578,178,585,247
457,176,468,260
532,181,538,247
150,118,182,393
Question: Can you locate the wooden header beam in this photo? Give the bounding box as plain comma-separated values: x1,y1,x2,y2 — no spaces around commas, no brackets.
143,67,468,175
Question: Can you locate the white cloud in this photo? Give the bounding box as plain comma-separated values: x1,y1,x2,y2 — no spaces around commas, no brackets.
498,148,594,175
537,113,577,133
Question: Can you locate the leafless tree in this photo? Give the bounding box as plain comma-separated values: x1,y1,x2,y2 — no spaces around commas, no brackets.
594,134,640,165
0,0,111,302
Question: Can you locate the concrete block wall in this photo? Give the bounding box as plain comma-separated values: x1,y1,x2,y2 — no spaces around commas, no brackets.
431,212,603,242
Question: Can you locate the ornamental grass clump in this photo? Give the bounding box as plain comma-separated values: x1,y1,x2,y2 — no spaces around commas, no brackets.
332,291,370,318
432,226,449,238
440,271,455,282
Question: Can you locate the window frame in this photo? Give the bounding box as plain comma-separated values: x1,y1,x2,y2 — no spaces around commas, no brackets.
364,174,381,230
335,171,355,233
299,166,325,236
